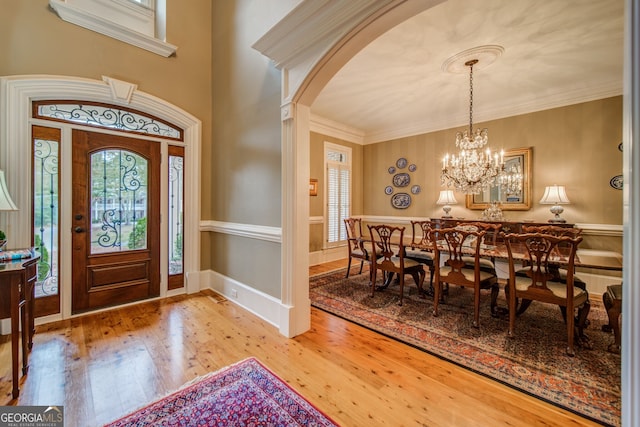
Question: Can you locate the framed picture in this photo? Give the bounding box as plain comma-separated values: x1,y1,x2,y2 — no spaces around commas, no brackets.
309,178,318,196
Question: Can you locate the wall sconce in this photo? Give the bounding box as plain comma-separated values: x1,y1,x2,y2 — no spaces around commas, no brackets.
436,190,458,218
539,185,570,223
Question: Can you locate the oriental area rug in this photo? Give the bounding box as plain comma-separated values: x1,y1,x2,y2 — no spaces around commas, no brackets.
310,269,621,427
103,357,338,427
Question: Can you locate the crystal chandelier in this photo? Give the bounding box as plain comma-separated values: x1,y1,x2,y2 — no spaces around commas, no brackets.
441,59,504,194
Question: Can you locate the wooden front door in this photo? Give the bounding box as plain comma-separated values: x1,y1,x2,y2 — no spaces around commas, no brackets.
71,130,160,313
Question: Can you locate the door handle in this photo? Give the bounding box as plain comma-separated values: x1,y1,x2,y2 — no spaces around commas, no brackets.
74,227,85,233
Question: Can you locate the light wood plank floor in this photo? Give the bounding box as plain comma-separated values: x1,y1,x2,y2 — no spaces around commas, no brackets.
0,260,603,426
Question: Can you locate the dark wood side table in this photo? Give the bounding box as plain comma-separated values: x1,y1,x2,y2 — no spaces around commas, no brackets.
0,250,40,399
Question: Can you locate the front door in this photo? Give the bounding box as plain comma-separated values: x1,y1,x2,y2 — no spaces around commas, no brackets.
71,129,160,313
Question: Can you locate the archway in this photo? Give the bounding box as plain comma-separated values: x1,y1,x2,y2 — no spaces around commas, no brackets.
253,2,638,426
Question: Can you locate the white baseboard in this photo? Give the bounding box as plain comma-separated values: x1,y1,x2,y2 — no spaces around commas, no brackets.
200,270,283,329
309,246,347,266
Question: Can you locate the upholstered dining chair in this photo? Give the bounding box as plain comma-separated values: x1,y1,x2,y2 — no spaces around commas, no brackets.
405,220,435,293
503,232,587,356
368,224,425,306
519,225,588,317
431,227,499,328
520,225,584,284
344,218,370,278
456,221,502,275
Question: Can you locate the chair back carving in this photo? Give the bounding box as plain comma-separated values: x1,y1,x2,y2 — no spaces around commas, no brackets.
344,218,369,278
410,220,434,250
502,232,586,355
369,224,404,272
431,227,498,327
367,224,425,306
435,227,486,286
456,221,502,247
344,218,367,256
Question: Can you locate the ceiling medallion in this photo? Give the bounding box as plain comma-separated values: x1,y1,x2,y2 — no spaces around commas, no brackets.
441,45,505,74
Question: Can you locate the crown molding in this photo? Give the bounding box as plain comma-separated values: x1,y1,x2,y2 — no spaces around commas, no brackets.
362,82,622,144
310,114,365,144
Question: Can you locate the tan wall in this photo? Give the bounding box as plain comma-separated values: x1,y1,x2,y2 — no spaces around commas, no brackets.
209,0,301,297
365,97,623,227
312,96,622,253
1,0,214,267
309,132,364,252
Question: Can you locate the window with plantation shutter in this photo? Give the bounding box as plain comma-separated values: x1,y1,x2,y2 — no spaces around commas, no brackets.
325,143,351,248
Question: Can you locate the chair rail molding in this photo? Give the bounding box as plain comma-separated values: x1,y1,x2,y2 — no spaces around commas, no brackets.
200,220,281,243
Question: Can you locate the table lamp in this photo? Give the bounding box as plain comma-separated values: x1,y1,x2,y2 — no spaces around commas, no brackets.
436,190,458,218
0,170,19,250
539,185,570,223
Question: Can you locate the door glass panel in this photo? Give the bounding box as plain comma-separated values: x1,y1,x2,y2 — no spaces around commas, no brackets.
34,137,59,298
90,149,148,254
168,154,183,275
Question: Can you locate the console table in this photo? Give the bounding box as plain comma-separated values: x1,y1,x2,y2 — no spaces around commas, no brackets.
0,250,40,399
430,218,575,239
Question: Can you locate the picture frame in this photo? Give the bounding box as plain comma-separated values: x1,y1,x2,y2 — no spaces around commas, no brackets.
466,147,532,210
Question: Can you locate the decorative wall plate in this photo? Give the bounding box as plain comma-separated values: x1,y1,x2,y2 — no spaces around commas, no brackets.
391,193,411,209
392,173,410,187
384,185,393,195
411,185,421,194
388,166,396,174
396,157,408,169
408,164,417,172
610,175,623,190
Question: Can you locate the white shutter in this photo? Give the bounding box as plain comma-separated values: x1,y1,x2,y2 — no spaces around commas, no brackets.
327,165,340,243
324,143,351,248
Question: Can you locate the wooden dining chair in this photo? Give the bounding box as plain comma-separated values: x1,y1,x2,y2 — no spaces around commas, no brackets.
503,232,588,356
368,224,425,306
431,227,499,328
344,218,370,278
405,220,435,293
519,225,588,319
521,225,584,284
456,221,502,274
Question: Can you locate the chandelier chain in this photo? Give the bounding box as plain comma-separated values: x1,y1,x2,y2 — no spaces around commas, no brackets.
468,60,474,135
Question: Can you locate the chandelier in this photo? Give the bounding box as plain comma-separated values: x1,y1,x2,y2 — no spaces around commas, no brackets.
441,59,504,194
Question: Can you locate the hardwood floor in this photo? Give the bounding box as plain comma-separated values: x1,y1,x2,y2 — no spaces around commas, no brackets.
0,260,602,426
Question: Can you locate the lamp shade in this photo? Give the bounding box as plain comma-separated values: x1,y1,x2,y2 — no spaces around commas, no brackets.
436,190,458,205
0,170,18,211
539,185,570,205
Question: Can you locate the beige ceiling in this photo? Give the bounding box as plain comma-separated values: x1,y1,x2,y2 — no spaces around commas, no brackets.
310,0,624,144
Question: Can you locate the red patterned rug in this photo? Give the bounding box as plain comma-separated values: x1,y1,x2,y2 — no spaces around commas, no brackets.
103,357,339,426
310,269,621,427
